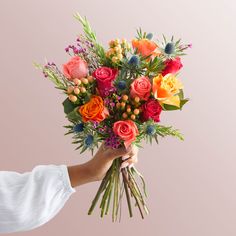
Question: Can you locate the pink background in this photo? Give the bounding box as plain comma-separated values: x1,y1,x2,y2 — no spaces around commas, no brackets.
0,0,235,235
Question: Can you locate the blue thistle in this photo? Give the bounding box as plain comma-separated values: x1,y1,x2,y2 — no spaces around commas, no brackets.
146,33,153,40
146,125,156,135
117,80,127,90
128,55,140,67
85,135,94,146
73,123,84,133
164,43,175,54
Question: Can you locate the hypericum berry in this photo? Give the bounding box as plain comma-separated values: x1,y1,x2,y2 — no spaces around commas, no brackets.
122,113,128,119
134,109,140,115
112,56,118,63
73,78,81,85
85,135,94,146
116,102,121,108
121,38,127,44
134,96,140,103
120,102,126,108
109,40,115,47
117,53,123,60
164,43,175,54
87,76,94,82
130,114,136,120
74,87,80,95
126,107,131,113
67,86,74,94
73,123,84,133
122,95,128,101
146,125,156,135
68,95,77,102
114,39,120,45
117,80,127,90
114,45,122,52
81,78,88,84
80,87,86,93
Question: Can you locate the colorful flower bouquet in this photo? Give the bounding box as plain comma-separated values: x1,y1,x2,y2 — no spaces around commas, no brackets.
35,13,190,221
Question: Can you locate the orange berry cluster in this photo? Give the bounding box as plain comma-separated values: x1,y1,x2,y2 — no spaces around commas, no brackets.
106,39,131,64
116,94,140,120
67,76,94,102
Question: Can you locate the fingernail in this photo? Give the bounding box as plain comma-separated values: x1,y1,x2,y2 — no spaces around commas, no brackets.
122,155,129,161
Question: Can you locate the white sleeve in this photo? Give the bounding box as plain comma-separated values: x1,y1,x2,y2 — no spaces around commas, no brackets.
0,165,76,233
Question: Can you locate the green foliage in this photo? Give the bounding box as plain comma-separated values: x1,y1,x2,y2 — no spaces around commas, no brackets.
136,28,152,40
64,121,103,155
143,56,165,77
34,62,69,91
162,89,189,111
138,121,184,146
74,13,106,64
66,108,81,123
155,124,184,140
62,98,77,114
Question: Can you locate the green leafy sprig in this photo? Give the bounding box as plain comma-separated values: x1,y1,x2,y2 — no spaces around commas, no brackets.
74,13,106,64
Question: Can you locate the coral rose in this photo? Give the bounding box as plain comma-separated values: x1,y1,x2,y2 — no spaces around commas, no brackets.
92,67,118,97
63,56,88,81
130,76,151,101
79,95,109,122
141,99,162,122
152,73,183,107
113,120,139,148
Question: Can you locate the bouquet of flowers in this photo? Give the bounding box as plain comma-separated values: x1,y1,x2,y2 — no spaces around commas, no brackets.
35,13,191,221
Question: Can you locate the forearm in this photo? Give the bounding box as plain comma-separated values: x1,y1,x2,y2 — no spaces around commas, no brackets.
67,162,96,187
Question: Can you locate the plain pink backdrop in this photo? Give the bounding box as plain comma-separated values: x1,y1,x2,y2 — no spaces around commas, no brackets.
0,0,235,235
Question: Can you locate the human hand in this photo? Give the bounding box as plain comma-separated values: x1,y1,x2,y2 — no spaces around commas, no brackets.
68,143,138,187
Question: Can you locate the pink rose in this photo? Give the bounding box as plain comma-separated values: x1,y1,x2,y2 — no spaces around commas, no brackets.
130,76,151,101
141,98,162,122
113,120,139,148
92,67,118,97
162,57,183,76
63,56,88,81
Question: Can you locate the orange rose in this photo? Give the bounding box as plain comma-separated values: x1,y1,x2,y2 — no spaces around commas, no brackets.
79,95,109,122
132,38,160,58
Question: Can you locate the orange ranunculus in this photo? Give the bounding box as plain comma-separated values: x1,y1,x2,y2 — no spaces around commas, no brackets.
132,38,160,58
152,73,183,107
78,95,109,122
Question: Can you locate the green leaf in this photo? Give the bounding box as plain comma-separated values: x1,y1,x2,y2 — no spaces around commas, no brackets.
66,108,81,122
179,99,189,109
162,98,189,111
162,104,180,111
62,98,77,114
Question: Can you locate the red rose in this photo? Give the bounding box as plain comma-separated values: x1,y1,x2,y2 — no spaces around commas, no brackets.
141,99,162,122
162,57,183,76
92,67,118,97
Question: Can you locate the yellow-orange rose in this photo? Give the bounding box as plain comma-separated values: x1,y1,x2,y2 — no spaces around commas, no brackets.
79,95,109,122
152,73,183,107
